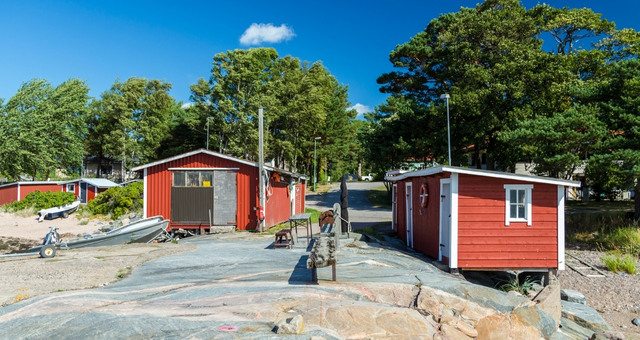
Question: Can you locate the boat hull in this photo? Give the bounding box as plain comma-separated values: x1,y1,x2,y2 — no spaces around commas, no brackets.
60,217,168,249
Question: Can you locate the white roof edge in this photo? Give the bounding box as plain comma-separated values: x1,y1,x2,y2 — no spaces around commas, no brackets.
385,166,581,187
131,149,307,179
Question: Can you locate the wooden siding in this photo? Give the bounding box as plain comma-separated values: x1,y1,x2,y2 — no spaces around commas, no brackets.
146,153,258,231
296,182,305,214
266,181,291,227
19,183,62,200
396,181,406,244
457,174,558,269
0,184,18,205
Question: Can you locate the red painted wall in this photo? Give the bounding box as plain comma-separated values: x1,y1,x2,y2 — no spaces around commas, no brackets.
0,184,18,205
396,181,406,243
19,183,62,200
457,175,558,269
146,153,258,230
266,180,291,227
63,181,80,199
87,185,97,202
295,182,305,214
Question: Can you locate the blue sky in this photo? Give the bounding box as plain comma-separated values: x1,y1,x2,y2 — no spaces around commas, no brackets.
1,1,639,115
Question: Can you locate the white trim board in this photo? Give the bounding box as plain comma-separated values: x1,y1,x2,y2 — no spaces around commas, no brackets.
385,165,580,187
143,168,148,219
450,173,459,269
557,185,566,270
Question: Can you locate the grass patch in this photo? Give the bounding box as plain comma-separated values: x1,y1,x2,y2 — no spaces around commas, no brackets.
263,208,321,235
367,185,391,209
311,183,332,194
601,252,637,275
360,226,382,239
115,266,133,279
499,276,538,295
566,205,640,256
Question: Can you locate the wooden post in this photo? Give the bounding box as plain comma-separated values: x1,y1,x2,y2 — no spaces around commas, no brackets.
333,203,341,248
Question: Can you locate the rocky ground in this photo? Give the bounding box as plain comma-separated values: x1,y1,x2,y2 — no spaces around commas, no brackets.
560,249,640,335
0,242,195,306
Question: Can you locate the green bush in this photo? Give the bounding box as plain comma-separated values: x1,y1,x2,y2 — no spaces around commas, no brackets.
3,191,75,212
600,227,640,256
86,182,143,219
601,252,637,275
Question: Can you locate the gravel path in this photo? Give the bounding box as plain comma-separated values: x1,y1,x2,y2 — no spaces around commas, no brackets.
560,249,640,334
305,181,391,231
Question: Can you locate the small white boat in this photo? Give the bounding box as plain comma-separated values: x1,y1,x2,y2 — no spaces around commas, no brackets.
58,216,169,249
37,201,81,222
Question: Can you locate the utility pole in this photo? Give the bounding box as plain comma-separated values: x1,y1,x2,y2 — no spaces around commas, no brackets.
440,93,452,166
258,108,266,232
314,137,321,191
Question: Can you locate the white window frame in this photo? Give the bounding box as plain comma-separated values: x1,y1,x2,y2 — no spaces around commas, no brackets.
66,183,75,192
504,184,533,226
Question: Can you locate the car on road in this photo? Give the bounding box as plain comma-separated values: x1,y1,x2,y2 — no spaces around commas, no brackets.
360,174,374,181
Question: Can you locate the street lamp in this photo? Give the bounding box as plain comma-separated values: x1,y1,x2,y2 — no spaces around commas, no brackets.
314,137,321,191
440,93,452,166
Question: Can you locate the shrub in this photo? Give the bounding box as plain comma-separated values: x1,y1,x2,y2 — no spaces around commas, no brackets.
499,276,538,295
600,227,640,256
86,182,143,219
3,191,75,212
601,252,637,275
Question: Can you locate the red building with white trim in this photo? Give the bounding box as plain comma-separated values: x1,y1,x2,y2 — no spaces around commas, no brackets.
132,149,306,232
62,178,119,203
0,181,63,206
386,166,580,272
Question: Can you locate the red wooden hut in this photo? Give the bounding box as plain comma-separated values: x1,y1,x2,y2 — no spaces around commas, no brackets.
62,178,119,203
132,149,307,232
386,166,580,273
0,181,64,206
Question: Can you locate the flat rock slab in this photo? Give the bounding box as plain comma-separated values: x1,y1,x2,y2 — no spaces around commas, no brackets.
561,300,611,333
0,233,530,338
561,289,587,305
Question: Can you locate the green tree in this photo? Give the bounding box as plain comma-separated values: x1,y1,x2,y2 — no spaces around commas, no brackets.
0,79,89,180
87,78,175,176
180,48,360,180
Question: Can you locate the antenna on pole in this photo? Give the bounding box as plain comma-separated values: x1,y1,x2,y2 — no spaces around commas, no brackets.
258,107,266,232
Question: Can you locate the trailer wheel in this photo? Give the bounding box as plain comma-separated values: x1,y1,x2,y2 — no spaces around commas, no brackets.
39,245,57,258
62,211,69,218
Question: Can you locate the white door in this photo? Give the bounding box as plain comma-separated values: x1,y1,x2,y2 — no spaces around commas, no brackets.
405,182,414,248
439,180,451,261
392,184,397,231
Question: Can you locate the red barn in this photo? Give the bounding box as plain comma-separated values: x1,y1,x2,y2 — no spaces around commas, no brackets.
132,149,307,232
0,181,64,206
386,166,580,272
62,178,119,203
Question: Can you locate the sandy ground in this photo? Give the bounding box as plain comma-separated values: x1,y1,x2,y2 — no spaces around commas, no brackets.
0,211,104,242
0,242,195,307
560,249,640,335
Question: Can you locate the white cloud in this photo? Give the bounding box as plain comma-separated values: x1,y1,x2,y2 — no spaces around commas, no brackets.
349,103,372,116
181,102,194,109
239,23,295,46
